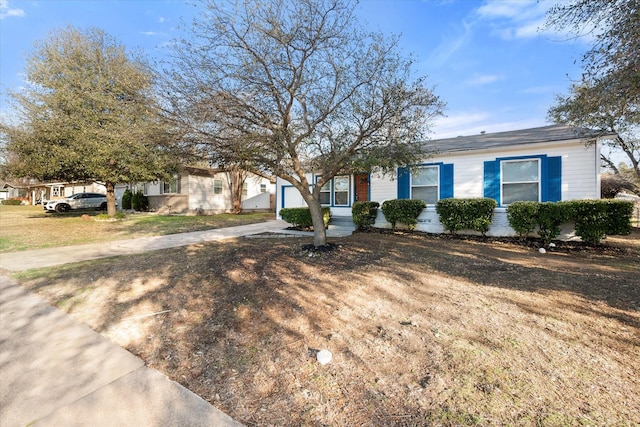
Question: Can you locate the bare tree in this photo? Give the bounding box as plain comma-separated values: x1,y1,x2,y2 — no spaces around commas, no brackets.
548,79,640,179
164,0,443,247
224,164,249,214
546,0,639,178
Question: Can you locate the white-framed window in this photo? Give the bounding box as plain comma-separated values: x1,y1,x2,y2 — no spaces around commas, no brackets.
501,159,540,204
260,183,267,193
333,176,350,206
411,166,439,204
163,176,179,194
213,179,223,195
242,182,248,196
316,175,351,206
52,186,61,197
319,179,331,205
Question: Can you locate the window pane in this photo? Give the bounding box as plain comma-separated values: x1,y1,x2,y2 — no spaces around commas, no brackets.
412,167,438,186
214,179,222,194
503,183,539,204
319,192,331,205
412,186,438,204
503,160,538,182
334,191,348,206
334,176,349,191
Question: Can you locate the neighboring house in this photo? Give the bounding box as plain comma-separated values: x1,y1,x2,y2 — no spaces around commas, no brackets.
276,124,615,236
117,166,275,214
1,179,105,204
43,182,107,201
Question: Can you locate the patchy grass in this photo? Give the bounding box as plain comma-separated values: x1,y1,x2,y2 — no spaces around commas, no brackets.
15,229,640,426
0,205,274,253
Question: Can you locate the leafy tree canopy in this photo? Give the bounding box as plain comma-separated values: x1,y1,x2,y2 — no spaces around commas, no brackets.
1,25,180,215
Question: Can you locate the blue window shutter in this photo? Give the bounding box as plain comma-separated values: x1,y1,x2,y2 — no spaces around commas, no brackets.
397,167,410,199
440,163,454,199
543,156,562,202
483,160,500,204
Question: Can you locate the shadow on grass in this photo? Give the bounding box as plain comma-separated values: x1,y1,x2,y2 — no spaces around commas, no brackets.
19,230,640,425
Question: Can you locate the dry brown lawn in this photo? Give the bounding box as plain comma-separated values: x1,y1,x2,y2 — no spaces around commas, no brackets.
16,229,640,426
0,205,274,252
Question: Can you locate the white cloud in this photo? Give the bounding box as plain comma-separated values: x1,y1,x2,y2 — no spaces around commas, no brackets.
158,17,166,23
141,31,158,36
0,0,25,19
465,73,502,86
476,0,551,40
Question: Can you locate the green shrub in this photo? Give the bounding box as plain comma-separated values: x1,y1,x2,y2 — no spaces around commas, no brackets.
131,191,148,211
573,199,633,244
604,200,634,236
122,189,132,210
507,201,539,237
436,198,497,236
507,201,572,245
1,199,23,205
352,201,380,230
507,200,633,245
280,207,331,229
381,199,426,230
537,202,573,245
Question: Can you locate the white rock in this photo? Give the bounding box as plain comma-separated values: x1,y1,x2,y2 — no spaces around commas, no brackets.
549,243,556,248
539,248,546,254
317,349,332,365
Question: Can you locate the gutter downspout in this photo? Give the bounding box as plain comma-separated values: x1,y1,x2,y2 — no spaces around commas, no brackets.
595,137,602,199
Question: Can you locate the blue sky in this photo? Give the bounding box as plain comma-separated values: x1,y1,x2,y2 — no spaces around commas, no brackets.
0,0,590,139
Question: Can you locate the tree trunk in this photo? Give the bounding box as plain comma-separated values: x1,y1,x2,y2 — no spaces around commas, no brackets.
227,168,245,214
307,197,328,247
106,181,117,217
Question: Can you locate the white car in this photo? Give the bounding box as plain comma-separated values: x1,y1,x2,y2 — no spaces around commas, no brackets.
43,192,109,213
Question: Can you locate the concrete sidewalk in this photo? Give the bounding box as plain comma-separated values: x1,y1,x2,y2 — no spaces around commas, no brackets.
0,219,355,426
0,275,243,427
0,221,292,426
0,219,290,272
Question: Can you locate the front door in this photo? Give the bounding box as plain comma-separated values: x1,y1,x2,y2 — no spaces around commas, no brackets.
354,173,370,202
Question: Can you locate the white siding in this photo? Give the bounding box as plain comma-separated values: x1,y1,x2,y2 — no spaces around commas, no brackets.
145,181,162,196
370,172,397,202
188,174,227,211
350,140,599,205
242,175,273,210
183,172,272,212
274,139,600,220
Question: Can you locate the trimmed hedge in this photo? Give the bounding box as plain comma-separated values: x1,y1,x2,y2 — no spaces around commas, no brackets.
131,191,148,211
381,199,426,230
508,200,633,245
506,201,539,237
280,207,331,229
122,189,132,210
436,198,497,236
1,199,23,205
573,199,634,244
352,201,380,230
536,202,573,245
